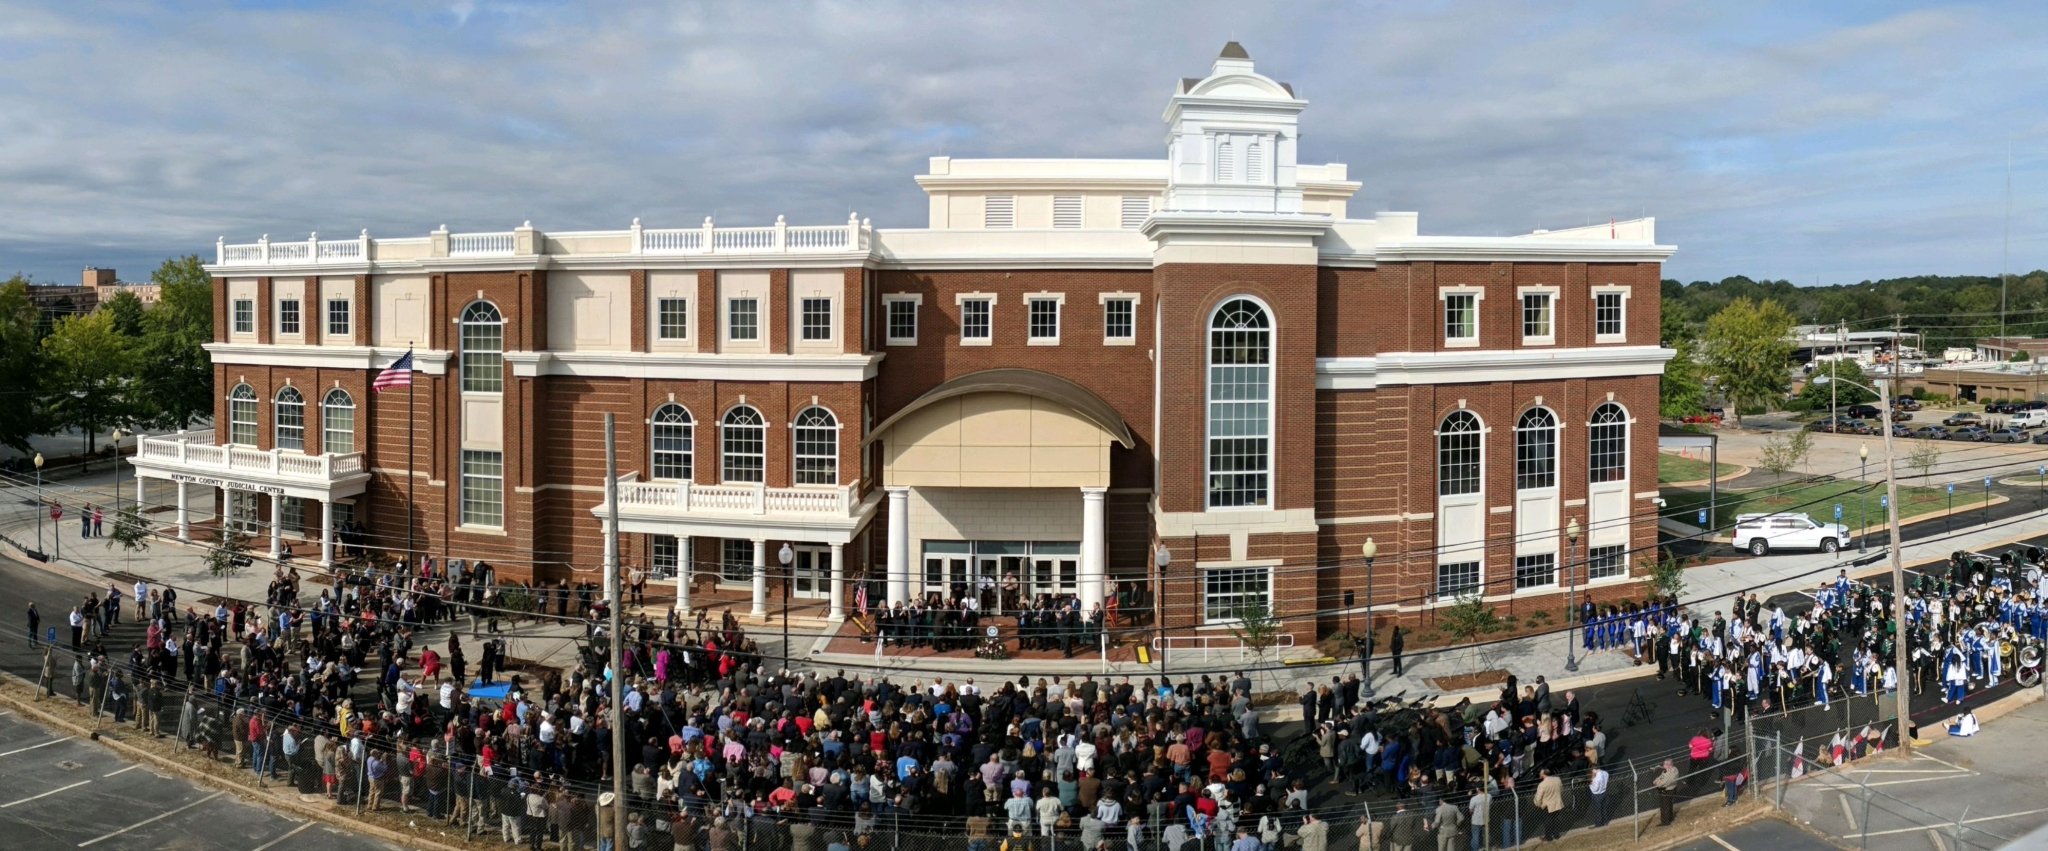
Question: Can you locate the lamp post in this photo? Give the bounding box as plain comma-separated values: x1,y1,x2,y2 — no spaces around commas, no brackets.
33,452,44,553
1360,537,1377,699
778,542,795,674
1859,443,1869,552
111,429,125,522
1814,373,1914,755
1565,518,1582,673
1154,544,1170,679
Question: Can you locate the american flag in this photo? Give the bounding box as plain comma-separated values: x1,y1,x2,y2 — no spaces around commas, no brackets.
854,582,868,616
373,349,415,393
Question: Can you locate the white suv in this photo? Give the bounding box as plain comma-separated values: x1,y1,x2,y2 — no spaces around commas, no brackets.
1732,513,1851,556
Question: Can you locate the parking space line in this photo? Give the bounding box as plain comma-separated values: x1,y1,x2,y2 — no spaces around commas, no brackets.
1852,808,2048,839
1709,834,1743,851
101,765,140,778
76,791,222,846
1927,829,1948,851
1840,793,1860,831
1,780,92,808
0,737,72,756
249,821,315,851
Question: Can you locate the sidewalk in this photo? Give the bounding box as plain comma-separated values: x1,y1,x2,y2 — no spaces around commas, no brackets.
10,462,2048,708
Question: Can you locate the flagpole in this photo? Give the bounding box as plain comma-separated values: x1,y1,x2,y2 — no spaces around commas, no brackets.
406,354,416,560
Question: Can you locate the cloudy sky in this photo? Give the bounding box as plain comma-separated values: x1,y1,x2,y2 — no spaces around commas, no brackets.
2,0,2044,286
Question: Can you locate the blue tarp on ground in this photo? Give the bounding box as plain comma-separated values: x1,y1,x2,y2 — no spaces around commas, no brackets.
467,682,512,700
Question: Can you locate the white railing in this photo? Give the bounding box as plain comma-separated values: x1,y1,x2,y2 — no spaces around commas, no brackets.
614,478,857,516
1151,633,1297,663
216,232,374,266
134,431,365,482
449,231,515,257
636,214,866,255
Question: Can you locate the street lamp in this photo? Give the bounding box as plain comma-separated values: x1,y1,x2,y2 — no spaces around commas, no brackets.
1154,544,1171,678
1565,518,1582,673
777,542,795,674
1360,537,1377,699
32,452,44,553
1812,373,1913,754
111,429,125,522
1859,443,1869,552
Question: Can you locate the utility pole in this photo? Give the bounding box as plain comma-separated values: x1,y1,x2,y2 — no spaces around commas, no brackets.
604,414,627,843
1885,314,1912,756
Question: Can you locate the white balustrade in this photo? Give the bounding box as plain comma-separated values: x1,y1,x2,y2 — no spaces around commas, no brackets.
218,231,374,266
219,215,865,266
612,478,855,518
712,227,777,251
785,226,851,250
449,232,516,257
133,433,363,484
640,229,705,254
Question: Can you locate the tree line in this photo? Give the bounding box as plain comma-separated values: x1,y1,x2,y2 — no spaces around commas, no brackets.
0,255,214,457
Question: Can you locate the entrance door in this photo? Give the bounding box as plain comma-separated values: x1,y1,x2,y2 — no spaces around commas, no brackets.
227,491,260,535
1030,557,1079,601
793,546,830,599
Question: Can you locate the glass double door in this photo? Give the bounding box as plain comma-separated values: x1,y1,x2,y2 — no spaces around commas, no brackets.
920,542,1078,607
791,546,830,599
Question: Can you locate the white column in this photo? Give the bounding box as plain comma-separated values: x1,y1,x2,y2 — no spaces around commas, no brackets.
266,492,283,558
886,487,910,606
175,481,190,540
828,542,846,621
674,536,692,616
1080,487,1107,610
134,467,145,511
319,500,335,568
750,538,768,619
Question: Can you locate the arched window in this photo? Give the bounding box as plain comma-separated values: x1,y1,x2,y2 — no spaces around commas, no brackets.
274,386,305,451
721,406,765,484
792,407,840,485
460,301,504,393
1515,408,1559,491
1207,298,1271,508
1589,403,1629,483
650,404,693,481
228,384,258,447
322,389,355,455
1437,411,1483,496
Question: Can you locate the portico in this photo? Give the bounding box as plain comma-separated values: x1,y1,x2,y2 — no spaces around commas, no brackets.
126,430,371,568
866,369,1135,613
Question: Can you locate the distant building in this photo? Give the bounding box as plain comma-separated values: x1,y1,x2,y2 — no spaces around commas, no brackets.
23,284,96,315
1972,337,2048,363
85,267,161,306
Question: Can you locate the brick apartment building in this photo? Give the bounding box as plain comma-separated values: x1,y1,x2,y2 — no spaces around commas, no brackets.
129,45,1674,641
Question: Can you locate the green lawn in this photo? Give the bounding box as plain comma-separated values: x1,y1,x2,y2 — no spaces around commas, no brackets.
1656,452,1739,484
1663,478,1986,532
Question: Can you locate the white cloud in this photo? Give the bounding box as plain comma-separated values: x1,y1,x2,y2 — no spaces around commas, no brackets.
0,0,2043,285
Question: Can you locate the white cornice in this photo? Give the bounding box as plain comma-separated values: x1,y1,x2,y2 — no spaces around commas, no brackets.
506,350,884,382
1316,346,1675,390
203,262,372,277
548,251,872,272
204,344,452,374
871,255,1153,271
1368,238,1677,264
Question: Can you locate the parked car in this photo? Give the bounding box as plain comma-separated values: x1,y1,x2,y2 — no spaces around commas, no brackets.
1894,398,1923,411
1891,424,1914,438
1732,512,1851,556
1985,402,2010,414
2031,430,2048,445
2012,410,2048,430
1944,412,1983,426
1988,427,2029,443
1889,410,1913,423
1847,404,1883,420
1843,419,1874,435
1953,426,1992,441
1914,426,1953,440
2026,401,2047,411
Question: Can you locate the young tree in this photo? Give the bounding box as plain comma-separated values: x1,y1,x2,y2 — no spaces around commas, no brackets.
40,310,137,459
135,256,215,430
1226,600,1285,694
0,276,44,454
1438,595,1504,673
1909,439,1942,485
1758,429,1813,476
204,528,252,597
1641,550,1689,600
1702,297,1796,425
106,506,152,554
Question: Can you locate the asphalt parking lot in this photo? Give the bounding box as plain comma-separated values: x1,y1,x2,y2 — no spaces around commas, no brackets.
1667,818,1840,851
0,712,400,851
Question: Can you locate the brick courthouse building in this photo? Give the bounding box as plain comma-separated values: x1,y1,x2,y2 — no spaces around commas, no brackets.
131,45,1674,642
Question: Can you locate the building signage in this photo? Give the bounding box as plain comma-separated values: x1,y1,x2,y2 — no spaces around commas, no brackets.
167,473,286,495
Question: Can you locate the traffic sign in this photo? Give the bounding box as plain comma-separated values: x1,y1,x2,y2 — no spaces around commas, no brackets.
49,504,61,521
1986,477,1993,487
1948,483,1955,495
1834,504,1843,520
1882,495,1890,508
1698,510,1707,525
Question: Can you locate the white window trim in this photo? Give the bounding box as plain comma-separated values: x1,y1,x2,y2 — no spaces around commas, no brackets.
787,408,843,488
1593,286,1632,344
954,292,997,347
1516,286,1559,347
882,293,922,346
722,295,763,348
326,298,353,341
232,299,255,335
1098,291,1141,346
1026,292,1066,346
1438,286,1485,349
1196,562,1279,627
795,294,838,346
654,295,692,342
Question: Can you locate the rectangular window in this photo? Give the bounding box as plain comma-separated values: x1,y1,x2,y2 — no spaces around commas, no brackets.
727,297,759,341
233,299,254,334
651,534,683,580
1052,195,1083,229
1437,562,1481,597
1588,544,1627,580
328,501,354,530
1202,567,1272,623
960,298,992,343
984,195,1015,229
1596,292,1626,340
1444,293,1476,343
278,299,300,335
1520,292,1552,342
1121,196,1151,229
721,539,753,583
1028,298,1061,343
1104,298,1135,342
279,497,305,536
460,449,504,528
885,297,918,345
801,297,834,341
1514,553,1557,590
327,299,351,338
657,297,689,340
